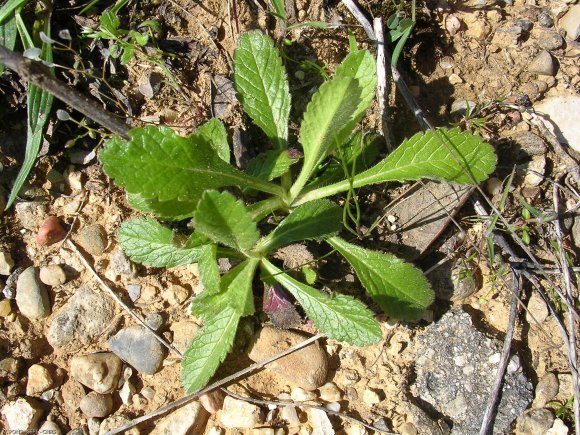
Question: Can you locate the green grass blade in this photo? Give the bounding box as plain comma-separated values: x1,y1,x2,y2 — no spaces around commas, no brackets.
0,0,27,24
0,13,17,74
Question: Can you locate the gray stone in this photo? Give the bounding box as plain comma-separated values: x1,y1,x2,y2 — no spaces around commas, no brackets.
559,4,580,40
39,264,67,286
199,390,224,414
3,267,23,299
1,397,43,431
48,285,115,348
533,372,559,408
79,392,113,418
414,309,533,434
16,266,51,319
111,249,137,278
510,131,548,157
248,326,328,391
15,201,46,230
516,408,555,434
535,95,580,153
145,313,164,331
126,284,141,302
0,252,14,275
77,224,108,256
220,396,261,429
70,353,123,394
529,50,556,75
150,400,208,435
450,100,477,116
538,31,564,50
108,325,166,374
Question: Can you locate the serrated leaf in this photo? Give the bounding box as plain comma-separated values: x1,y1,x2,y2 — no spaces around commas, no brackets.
193,118,230,163
295,128,497,204
246,149,299,182
181,306,240,393
234,30,290,149
127,193,196,221
262,259,382,346
194,190,260,252
259,200,342,253
197,244,220,294
290,50,376,199
328,237,434,320
191,259,258,319
100,126,282,202
118,217,209,267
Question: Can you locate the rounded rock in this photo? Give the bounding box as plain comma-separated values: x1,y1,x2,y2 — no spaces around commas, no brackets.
80,392,113,418
39,264,67,286
1,397,43,431
0,251,14,275
363,389,382,405
70,353,123,394
16,266,51,319
533,372,559,408
108,325,166,375
77,224,108,256
526,291,549,324
248,326,328,391
538,31,564,51
511,131,548,157
538,10,554,28
399,422,418,435
318,382,343,402
528,50,556,76
26,364,54,396
36,216,67,246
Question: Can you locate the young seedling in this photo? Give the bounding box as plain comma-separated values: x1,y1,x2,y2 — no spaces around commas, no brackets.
99,30,497,393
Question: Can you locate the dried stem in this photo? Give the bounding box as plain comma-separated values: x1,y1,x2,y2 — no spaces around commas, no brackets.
373,17,393,152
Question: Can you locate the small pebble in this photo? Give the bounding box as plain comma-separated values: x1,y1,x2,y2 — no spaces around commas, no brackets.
119,380,135,405
16,201,47,230
67,171,84,191
70,353,122,394
362,389,381,405
516,408,555,434
36,216,67,246
145,313,164,330
445,14,461,35
126,284,141,302
15,266,51,319
39,421,62,435
150,401,208,434
526,291,549,324
538,31,564,50
0,357,21,382
291,387,317,402
68,149,96,165
0,298,12,317
108,325,167,374
220,396,261,429
547,418,569,435
77,224,108,256
111,249,136,277
399,422,419,435
528,50,556,76
510,131,548,157
515,18,533,32
448,73,463,84
538,10,554,28
88,418,100,435
26,364,54,396
99,416,140,435
1,397,43,431
533,372,559,408
163,284,190,305
0,251,14,275
39,264,67,286
80,392,113,418
308,408,334,434
524,155,546,187
141,387,156,401
199,390,225,414
450,99,476,116
318,382,343,402
325,401,341,412
486,177,503,195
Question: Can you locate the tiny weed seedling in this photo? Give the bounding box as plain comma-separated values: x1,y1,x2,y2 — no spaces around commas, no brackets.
99,30,497,393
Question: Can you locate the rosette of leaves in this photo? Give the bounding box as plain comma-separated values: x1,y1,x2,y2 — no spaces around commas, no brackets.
99,30,497,393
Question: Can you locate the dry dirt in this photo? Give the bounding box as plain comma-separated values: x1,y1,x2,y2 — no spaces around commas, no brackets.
1,0,579,434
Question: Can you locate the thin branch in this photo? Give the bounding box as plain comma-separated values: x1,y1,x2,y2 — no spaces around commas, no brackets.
479,271,520,435
221,387,396,434
104,334,323,434
373,17,393,152
66,240,183,358
0,44,130,139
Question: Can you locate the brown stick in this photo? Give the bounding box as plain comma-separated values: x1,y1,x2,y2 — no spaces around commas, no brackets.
0,44,131,139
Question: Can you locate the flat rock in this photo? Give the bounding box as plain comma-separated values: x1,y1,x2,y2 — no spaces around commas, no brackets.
47,285,115,348
558,4,580,40
79,392,113,418
108,325,166,374
150,400,208,434
535,95,580,152
76,224,108,256
509,131,548,157
39,264,67,286
0,251,14,275
220,396,261,429
16,266,51,319
1,397,43,431
70,353,123,394
414,309,532,434
26,364,54,396
248,326,328,391
528,50,556,75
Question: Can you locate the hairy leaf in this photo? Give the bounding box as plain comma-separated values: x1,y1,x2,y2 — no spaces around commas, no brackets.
246,149,299,182
328,237,433,320
181,306,240,393
194,190,260,252
118,217,209,267
127,193,196,221
100,126,282,203
193,118,230,163
294,128,497,205
262,260,382,346
290,51,376,199
191,259,258,319
197,244,220,294
234,30,290,149
259,200,342,253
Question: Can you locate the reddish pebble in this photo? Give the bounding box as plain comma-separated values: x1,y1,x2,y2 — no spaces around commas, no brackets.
36,216,67,246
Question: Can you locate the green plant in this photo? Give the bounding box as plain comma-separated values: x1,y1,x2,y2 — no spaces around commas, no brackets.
386,0,416,65
0,0,53,210
99,30,497,393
